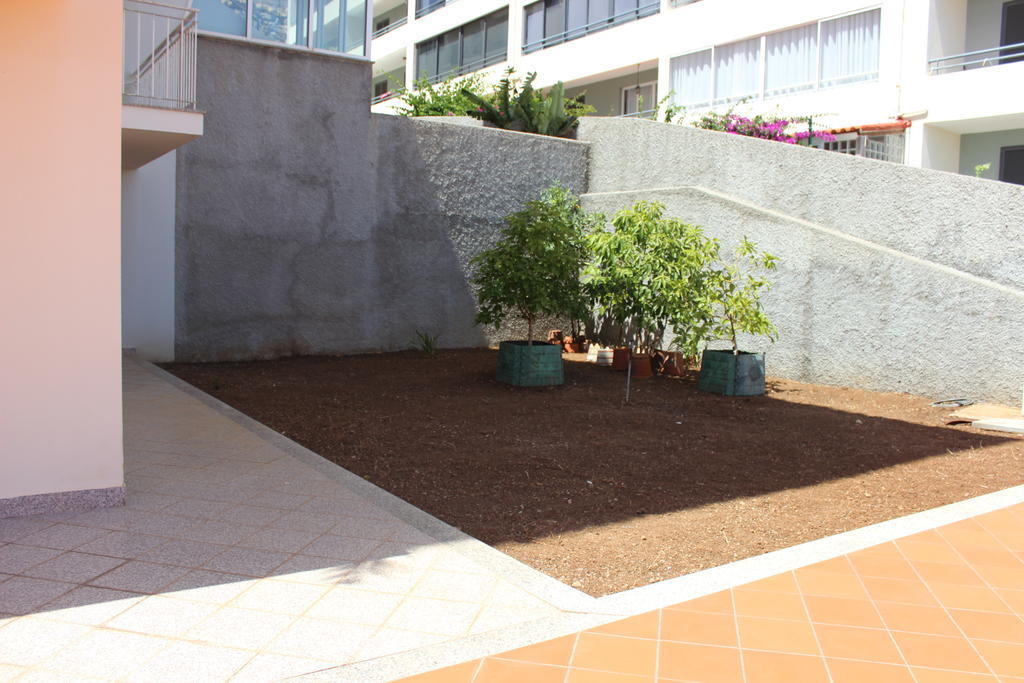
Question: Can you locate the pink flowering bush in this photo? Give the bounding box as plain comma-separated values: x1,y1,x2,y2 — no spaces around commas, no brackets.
694,111,836,145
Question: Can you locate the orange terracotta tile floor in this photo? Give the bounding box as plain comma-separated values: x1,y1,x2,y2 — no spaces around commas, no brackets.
400,502,1024,682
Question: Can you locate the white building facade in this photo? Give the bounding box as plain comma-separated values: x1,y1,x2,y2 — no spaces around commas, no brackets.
370,0,1024,182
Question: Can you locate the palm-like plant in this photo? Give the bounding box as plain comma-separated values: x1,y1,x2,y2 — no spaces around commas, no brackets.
462,71,580,138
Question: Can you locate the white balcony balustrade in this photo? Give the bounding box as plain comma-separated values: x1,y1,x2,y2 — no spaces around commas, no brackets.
123,0,198,111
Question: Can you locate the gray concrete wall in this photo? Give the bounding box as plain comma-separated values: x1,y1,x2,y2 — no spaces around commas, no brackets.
582,187,1024,404
577,117,1024,292
175,36,588,361
959,128,1024,180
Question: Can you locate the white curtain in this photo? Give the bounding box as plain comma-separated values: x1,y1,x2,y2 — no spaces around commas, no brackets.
714,37,761,103
765,23,817,97
669,49,712,107
623,83,655,114
820,8,880,86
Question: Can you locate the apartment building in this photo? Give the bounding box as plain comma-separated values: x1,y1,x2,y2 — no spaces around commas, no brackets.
370,0,1024,182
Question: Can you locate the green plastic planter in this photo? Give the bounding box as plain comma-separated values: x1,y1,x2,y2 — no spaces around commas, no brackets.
496,341,564,387
698,349,766,396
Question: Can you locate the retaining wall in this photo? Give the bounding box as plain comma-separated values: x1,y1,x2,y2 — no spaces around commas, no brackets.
175,37,587,361
578,117,1024,292
583,187,1024,403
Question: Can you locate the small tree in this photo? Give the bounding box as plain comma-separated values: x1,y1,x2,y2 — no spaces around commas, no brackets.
705,237,778,354
462,70,592,138
394,73,488,117
585,201,717,356
472,187,603,344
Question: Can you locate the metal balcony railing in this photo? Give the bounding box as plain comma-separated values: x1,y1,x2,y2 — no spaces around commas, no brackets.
416,0,459,20
929,41,1024,74
372,16,408,39
123,0,198,111
371,91,397,104
522,1,660,54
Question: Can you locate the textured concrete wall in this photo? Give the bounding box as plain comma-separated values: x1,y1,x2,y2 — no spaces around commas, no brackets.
578,117,1024,292
176,37,588,360
372,116,589,348
583,187,1024,404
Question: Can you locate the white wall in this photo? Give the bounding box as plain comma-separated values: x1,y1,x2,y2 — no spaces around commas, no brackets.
959,127,1024,178
122,152,177,361
922,123,962,171
965,0,1004,52
0,1,124,504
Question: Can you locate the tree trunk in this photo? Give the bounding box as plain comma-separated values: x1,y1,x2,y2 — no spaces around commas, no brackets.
527,315,534,346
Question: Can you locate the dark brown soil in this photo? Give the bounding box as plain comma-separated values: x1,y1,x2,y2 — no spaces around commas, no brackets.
163,349,1023,597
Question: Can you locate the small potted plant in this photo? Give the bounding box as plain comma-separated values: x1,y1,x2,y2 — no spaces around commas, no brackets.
472,186,602,387
697,237,778,396
585,201,714,378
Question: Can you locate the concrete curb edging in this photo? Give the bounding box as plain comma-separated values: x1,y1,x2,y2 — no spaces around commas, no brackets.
136,359,600,614
136,359,1024,682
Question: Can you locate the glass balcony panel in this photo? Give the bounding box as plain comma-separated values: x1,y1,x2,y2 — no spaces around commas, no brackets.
194,0,247,35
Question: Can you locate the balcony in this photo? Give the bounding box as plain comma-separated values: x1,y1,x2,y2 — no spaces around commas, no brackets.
523,0,660,55
416,0,459,20
372,15,407,39
122,0,204,169
929,41,1024,74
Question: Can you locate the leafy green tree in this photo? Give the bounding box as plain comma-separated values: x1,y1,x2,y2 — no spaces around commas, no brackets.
704,237,778,354
585,202,717,356
394,73,488,117
473,187,603,344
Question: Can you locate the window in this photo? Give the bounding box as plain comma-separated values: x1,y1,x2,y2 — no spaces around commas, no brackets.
373,80,389,98
416,0,448,19
819,9,880,87
193,0,368,56
714,38,760,103
765,24,817,96
622,82,656,116
669,49,712,107
1001,0,1024,64
416,9,509,83
669,8,880,107
523,0,659,53
820,132,904,164
1000,145,1024,185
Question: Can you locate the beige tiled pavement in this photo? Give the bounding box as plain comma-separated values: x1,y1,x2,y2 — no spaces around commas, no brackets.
0,361,563,681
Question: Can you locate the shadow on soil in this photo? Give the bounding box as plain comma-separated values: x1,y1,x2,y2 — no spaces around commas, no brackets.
162,350,1019,548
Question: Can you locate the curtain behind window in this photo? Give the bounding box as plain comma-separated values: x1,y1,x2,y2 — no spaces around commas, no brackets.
669,49,712,106
714,38,760,103
820,9,880,86
765,24,817,96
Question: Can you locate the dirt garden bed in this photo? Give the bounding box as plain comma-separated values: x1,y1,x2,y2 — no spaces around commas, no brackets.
163,349,1023,597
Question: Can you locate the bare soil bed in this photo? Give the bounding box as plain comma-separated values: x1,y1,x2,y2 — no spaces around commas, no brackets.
163,349,1023,597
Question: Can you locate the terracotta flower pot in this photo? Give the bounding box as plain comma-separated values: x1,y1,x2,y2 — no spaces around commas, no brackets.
630,353,653,379
655,350,685,377
611,347,630,371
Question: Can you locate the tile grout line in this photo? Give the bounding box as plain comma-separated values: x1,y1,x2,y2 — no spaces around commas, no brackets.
889,535,1001,678
790,567,833,683
843,545,920,683
730,587,747,683
654,606,663,682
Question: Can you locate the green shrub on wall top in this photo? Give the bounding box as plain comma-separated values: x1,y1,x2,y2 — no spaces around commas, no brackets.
462,70,591,139
472,186,603,344
394,73,489,117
